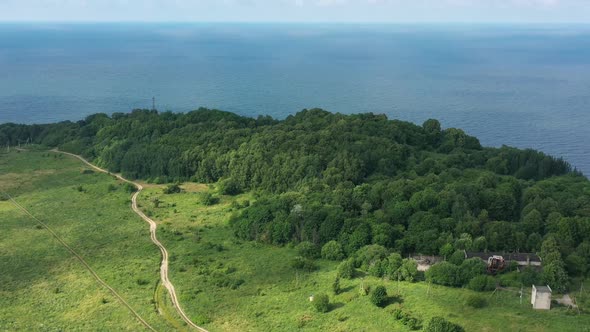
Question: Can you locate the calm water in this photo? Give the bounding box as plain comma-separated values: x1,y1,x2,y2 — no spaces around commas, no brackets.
1,23,589,175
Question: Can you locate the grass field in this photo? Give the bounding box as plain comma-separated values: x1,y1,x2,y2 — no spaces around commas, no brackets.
0,149,185,331
2,149,590,331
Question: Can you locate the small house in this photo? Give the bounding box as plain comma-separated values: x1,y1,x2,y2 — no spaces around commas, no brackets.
531,285,552,310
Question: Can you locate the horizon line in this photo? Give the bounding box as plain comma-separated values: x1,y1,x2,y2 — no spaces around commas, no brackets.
1,20,590,25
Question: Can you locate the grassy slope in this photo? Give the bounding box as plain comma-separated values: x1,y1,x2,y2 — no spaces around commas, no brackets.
2,150,590,331
139,184,590,332
0,150,184,331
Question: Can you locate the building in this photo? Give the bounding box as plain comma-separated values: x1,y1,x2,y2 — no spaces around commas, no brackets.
531,285,552,310
464,251,541,268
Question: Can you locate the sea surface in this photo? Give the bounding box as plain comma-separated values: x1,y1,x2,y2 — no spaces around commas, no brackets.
0,23,589,175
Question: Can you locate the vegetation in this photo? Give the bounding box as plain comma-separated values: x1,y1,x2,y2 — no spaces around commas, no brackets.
312,293,330,313
0,151,178,331
465,295,488,309
2,108,590,331
370,285,387,307
425,317,465,332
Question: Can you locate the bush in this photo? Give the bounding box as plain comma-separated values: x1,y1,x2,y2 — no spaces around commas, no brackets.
321,240,344,260
465,295,488,308
370,285,388,307
424,317,465,332
219,178,242,196
394,259,419,282
332,277,341,295
297,241,320,259
355,244,388,270
291,256,317,272
449,250,466,265
467,275,496,292
123,182,137,193
163,183,181,194
425,262,460,287
136,278,150,286
391,306,421,330
384,253,403,278
200,192,220,206
337,258,356,279
312,293,330,313
457,258,487,285
520,267,539,286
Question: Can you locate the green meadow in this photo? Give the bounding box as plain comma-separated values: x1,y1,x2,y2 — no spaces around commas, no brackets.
2,149,590,331
0,149,184,331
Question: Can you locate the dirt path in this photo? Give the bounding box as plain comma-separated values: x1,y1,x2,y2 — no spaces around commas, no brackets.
5,194,157,332
53,149,208,332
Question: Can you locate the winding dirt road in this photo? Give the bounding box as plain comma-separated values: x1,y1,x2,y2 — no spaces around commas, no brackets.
54,149,208,332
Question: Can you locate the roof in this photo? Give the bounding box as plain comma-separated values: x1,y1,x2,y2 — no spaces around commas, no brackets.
534,285,552,293
464,252,541,262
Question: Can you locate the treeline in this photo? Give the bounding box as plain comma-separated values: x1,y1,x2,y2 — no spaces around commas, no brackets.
1,108,587,291
0,108,572,187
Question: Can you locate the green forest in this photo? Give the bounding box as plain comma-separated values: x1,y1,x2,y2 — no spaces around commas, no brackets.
2,108,589,296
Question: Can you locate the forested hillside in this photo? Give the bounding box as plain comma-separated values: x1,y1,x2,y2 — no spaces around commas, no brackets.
2,108,589,291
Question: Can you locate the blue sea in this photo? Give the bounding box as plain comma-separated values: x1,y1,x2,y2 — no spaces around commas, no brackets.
1,23,589,175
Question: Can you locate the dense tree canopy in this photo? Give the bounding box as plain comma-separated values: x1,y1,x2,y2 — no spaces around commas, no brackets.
3,108,589,284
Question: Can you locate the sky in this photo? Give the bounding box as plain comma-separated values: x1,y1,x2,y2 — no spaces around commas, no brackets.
1,0,589,23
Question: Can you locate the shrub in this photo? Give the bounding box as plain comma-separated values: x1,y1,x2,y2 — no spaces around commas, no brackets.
297,241,320,259
449,250,466,265
391,307,421,330
211,273,245,289
394,259,419,282
520,267,539,286
337,258,356,279
163,183,181,194
457,258,487,285
467,275,496,292
136,278,150,286
124,182,137,193
355,245,388,270
425,262,459,287
219,178,242,196
384,253,403,278
332,277,341,295
200,192,220,206
368,260,386,278
313,293,330,313
424,317,465,332
440,243,454,258
465,295,488,308
321,240,344,260
291,256,318,272
370,285,387,307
